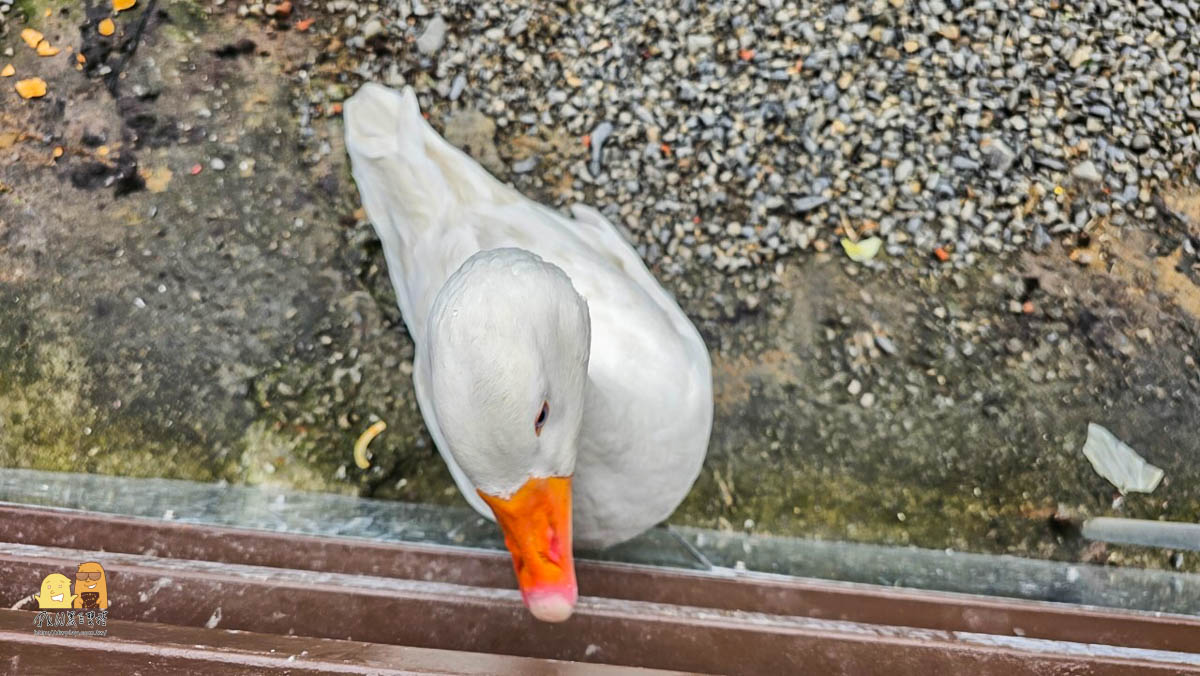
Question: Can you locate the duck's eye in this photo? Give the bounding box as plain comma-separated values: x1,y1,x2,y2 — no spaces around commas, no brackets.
534,401,549,436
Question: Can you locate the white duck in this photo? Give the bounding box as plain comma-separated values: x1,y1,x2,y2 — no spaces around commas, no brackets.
343,84,713,623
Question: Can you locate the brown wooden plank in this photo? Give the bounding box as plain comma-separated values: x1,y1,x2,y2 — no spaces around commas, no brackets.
0,542,1197,675
0,504,1197,654
0,608,677,675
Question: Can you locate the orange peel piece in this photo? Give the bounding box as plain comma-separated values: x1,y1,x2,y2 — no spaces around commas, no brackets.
0,64,14,78
15,78,48,99
21,29,44,49
36,41,61,57
98,18,116,36
113,0,136,11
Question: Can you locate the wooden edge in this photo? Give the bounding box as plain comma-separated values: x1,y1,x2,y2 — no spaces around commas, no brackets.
1,504,1197,654
1,542,1198,675
0,608,677,675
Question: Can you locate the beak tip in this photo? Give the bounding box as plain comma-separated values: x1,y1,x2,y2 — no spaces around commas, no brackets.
523,588,577,623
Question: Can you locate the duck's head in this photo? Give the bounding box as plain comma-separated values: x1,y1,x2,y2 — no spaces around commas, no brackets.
427,248,591,622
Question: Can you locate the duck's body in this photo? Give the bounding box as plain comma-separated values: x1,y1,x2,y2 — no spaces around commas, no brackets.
345,84,712,551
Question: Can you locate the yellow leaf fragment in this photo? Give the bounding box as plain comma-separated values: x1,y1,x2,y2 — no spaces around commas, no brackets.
113,0,136,10
15,78,48,99
840,236,883,263
21,29,44,49
142,166,172,192
36,40,61,57
0,64,14,77
353,420,387,469
98,18,116,37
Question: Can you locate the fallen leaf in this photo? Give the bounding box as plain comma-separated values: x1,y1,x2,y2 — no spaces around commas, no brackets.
96,145,110,157
840,236,883,262
77,53,87,65
98,18,116,37
0,64,14,77
113,0,136,11
15,78,47,99
36,40,61,57
20,29,44,49
295,17,315,31
934,246,950,262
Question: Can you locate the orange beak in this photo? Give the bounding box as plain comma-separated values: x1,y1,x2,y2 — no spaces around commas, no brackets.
478,476,577,622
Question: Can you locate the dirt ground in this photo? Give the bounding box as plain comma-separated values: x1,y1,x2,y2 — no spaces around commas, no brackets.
2,3,1200,572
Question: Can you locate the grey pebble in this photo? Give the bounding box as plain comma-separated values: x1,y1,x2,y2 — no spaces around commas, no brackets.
448,74,466,101
1071,160,1103,183
588,121,615,177
792,195,830,213
875,335,898,355
417,15,447,55
512,157,537,174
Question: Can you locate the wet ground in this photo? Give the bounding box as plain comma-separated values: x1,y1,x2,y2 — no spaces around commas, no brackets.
2,2,1200,572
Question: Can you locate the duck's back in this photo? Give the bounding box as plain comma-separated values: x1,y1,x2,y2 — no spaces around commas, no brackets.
345,84,713,547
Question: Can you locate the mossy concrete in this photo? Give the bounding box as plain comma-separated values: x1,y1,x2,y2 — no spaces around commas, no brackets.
2,6,1200,574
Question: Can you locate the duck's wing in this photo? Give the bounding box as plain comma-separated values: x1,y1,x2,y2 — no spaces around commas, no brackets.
344,83,520,338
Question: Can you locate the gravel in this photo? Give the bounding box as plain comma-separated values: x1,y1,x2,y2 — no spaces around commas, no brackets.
296,0,1200,301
